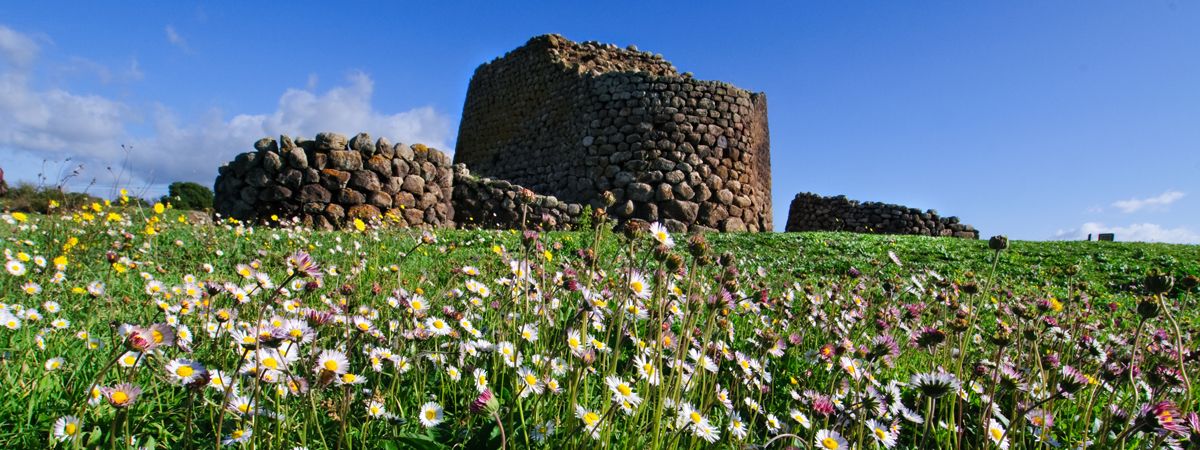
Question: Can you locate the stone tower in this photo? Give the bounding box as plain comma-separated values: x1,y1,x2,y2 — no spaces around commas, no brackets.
454,34,772,232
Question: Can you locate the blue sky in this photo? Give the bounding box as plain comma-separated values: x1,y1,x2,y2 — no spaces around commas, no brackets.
1,1,1196,242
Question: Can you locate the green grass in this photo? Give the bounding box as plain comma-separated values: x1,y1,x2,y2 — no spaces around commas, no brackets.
0,205,1196,449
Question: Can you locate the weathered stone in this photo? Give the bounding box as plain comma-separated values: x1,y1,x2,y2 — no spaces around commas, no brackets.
325,203,345,221
722,217,746,232
368,191,393,208
347,204,381,220
336,189,365,205
298,184,331,203
350,132,373,154
661,200,699,223
627,182,653,202
402,175,425,194
258,185,292,202
366,156,391,177
280,169,303,188
320,169,351,190
286,148,308,169
261,151,283,173
328,151,362,171
349,170,380,192
254,138,278,153
316,132,347,151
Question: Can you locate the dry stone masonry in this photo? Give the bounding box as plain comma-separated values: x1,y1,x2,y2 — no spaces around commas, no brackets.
451,165,585,231
785,193,978,239
214,132,455,229
454,34,772,232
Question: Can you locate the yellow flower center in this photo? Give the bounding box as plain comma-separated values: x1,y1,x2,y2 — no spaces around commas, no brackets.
631,281,644,292
111,391,129,405
583,412,599,426
874,428,887,439
822,437,840,449
263,358,278,369
990,427,1003,440
342,374,357,383
425,409,437,420
524,374,538,386
324,360,339,371
65,423,77,435
617,384,632,396
176,366,194,377
690,412,703,424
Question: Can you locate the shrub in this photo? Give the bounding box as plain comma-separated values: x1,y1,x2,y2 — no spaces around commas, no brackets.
161,181,213,211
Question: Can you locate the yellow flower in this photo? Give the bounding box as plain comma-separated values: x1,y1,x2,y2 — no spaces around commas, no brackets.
106,212,122,222
544,250,553,262
48,200,59,209
63,237,79,252
90,203,102,212
492,245,502,255
353,218,366,232
53,256,68,268
153,203,165,214
113,263,127,274
11,212,27,222
1049,298,1063,313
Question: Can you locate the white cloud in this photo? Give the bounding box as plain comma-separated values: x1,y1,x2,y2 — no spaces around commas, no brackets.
164,25,189,51
0,25,39,68
1051,222,1199,244
128,71,452,185
1111,190,1185,213
0,23,452,195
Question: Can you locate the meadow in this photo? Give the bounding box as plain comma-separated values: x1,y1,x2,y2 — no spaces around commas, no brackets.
0,201,1197,449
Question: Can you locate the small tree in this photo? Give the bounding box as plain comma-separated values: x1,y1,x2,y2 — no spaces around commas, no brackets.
162,181,213,211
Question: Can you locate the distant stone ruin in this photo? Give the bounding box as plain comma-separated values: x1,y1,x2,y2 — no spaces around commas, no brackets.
454,34,772,232
213,132,586,231
785,193,978,239
214,133,456,229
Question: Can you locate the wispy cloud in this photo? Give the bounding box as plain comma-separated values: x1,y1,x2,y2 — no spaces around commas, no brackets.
1051,222,1199,244
0,23,451,193
164,25,189,52
0,24,39,68
1111,190,1185,213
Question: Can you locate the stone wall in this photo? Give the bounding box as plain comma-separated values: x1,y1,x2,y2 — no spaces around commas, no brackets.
451,165,584,231
213,132,454,229
785,192,978,239
454,34,772,232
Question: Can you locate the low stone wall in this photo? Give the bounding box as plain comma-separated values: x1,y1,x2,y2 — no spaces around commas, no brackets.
785,192,978,239
451,165,585,231
213,132,454,229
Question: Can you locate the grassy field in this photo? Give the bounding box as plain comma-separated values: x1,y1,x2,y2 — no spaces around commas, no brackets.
0,202,1197,449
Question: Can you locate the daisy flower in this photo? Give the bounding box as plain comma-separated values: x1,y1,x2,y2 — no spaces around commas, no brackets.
223,427,253,446
867,418,898,448
790,409,811,429
44,357,64,371
987,419,1009,449
910,371,960,399
628,272,651,299
517,367,543,398
52,415,81,442
473,368,489,392
165,359,206,385
418,402,443,427
425,316,452,336
605,375,642,408
315,349,349,375
575,405,603,439
815,429,849,449
101,383,142,408
634,354,660,385
649,222,674,248
694,420,720,443
728,412,748,439
5,260,26,276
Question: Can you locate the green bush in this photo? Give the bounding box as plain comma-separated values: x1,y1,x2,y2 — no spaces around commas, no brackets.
161,181,213,211
0,183,105,213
